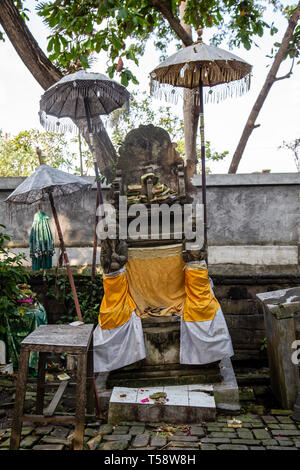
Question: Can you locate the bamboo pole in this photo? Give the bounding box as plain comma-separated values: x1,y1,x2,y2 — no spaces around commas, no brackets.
48,192,83,322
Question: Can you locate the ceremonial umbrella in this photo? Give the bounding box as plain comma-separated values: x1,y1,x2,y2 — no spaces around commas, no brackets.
150,27,252,258
39,70,130,279
5,157,92,323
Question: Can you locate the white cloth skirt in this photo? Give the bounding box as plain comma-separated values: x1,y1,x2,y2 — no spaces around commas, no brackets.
180,308,234,365
93,311,146,372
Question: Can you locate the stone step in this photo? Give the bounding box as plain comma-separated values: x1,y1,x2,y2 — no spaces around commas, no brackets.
107,364,221,388
107,374,222,388
108,384,216,425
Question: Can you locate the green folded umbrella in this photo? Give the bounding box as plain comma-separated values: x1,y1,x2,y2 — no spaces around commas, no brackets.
29,210,55,271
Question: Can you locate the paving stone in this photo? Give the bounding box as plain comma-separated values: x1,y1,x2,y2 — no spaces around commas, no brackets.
103,434,132,441
129,425,145,435
294,440,300,448
98,424,113,435
150,435,167,447
33,444,64,451
201,437,231,444
119,421,143,426
21,427,35,437
237,430,253,438
271,430,300,437
278,424,297,430
85,428,97,437
235,415,257,422
218,444,249,450
200,444,217,450
34,425,54,436
99,440,129,450
220,428,238,433
266,446,297,450
230,439,259,445
113,425,129,434
206,424,223,430
270,410,292,416
261,439,278,446
250,446,265,450
40,436,70,446
276,438,294,446
210,432,236,438
277,417,294,423
167,435,198,442
262,416,278,424
190,426,205,437
168,441,199,449
50,427,70,438
267,424,281,429
20,435,40,449
253,429,270,440
242,423,263,429
132,434,150,448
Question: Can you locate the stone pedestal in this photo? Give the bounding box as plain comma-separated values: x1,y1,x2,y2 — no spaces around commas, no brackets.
107,316,222,389
257,287,300,409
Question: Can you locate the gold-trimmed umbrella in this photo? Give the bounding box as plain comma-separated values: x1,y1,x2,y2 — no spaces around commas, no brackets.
150,27,252,258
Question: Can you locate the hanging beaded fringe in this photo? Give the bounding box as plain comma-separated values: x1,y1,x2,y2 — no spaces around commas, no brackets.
39,111,106,135
150,73,251,105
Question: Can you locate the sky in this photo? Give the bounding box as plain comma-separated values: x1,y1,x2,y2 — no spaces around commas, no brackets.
0,0,299,174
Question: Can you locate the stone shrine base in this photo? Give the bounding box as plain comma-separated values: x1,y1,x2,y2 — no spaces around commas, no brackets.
104,358,239,425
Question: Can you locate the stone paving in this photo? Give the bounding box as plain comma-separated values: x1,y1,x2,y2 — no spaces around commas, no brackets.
1,413,300,450
1,374,300,451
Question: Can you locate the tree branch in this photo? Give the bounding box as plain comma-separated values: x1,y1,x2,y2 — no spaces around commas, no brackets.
228,1,300,174
0,0,117,180
150,0,193,46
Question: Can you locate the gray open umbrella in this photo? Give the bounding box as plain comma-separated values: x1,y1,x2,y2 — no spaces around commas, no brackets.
39,69,130,279
5,158,92,323
150,27,252,259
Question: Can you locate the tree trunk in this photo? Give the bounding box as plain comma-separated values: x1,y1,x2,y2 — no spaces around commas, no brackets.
0,0,117,181
179,1,199,193
228,1,300,174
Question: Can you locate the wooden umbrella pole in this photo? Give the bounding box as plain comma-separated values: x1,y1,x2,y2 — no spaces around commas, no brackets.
83,97,105,281
91,190,100,282
48,192,83,322
199,74,208,264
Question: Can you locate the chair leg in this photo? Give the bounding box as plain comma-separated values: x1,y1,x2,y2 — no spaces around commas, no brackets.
10,349,30,450
73,354,87,450
36,352,47,414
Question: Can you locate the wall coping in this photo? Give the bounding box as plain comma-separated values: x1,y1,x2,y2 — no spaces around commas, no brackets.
1,172,300,192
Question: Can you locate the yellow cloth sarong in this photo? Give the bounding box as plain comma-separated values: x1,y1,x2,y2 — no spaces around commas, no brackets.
126,245,185,316
99,271,136,329
182,265,220,322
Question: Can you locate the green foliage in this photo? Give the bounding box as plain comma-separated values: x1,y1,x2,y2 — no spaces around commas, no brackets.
109,90,228,170
260,337,267,351
0,224,29,336
33,0,283,82
0,129,93,176
43,272,103,325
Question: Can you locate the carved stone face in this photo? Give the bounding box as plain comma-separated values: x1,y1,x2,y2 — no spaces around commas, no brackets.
117,124,183,191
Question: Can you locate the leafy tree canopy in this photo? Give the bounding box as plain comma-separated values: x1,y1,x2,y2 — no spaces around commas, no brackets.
3,0,289,86
0,128,92,176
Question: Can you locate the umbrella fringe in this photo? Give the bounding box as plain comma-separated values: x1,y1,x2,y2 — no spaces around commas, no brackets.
39,112,106,135
150,73,251,105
